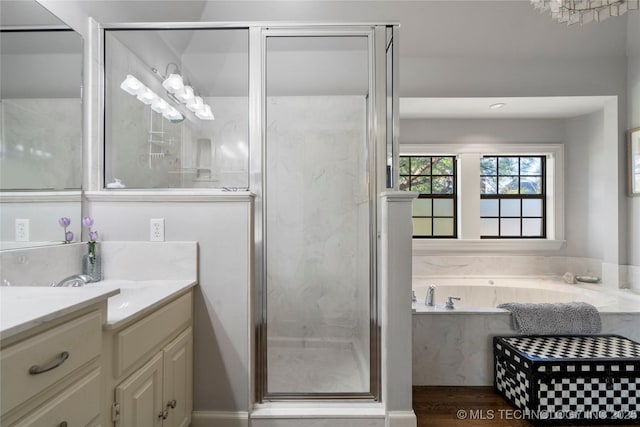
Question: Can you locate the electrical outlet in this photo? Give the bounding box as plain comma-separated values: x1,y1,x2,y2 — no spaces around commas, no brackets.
150,218,165,241
15,219,29,242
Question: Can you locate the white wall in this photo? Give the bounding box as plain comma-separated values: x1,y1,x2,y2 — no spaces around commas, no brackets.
85,199,252,413
564,112,607,260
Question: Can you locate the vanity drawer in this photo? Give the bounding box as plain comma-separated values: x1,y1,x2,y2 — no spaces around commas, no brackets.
0,311,102,415
115,292,192,376
9,368,101,427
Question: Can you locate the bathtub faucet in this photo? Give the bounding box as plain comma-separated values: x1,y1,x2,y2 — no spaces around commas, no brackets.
425,284,437,306
445,296,461,309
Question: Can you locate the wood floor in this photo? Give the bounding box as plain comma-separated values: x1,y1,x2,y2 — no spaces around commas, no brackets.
413,386,639,427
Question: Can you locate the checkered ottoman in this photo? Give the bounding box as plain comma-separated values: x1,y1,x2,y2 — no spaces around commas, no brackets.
494,335,640,425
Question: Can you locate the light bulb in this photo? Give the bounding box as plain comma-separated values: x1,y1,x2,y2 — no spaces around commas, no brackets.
151,97,170,114
136,88,156,105
163,107,183,121
195,104,215,120
175,85,194,103
162,74,184,94
120,74,144,95
186,96,204,113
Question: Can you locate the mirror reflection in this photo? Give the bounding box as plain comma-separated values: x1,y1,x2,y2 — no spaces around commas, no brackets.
0,2,83,250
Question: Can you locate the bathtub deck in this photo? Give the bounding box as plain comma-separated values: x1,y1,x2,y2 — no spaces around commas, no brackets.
413,386,639,427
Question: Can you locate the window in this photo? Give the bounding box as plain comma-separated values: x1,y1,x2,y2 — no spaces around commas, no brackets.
400,144,564,252
480,156,545,238
399,156,456,238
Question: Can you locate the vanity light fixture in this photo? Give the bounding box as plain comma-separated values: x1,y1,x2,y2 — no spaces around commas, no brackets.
489,102,506,110
530,0,638,25
120,74,184,122
160,64,214,121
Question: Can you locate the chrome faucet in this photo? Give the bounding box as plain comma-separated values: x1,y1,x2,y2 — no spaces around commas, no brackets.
425,284,436,306
52,274,94,287
445,296,461,309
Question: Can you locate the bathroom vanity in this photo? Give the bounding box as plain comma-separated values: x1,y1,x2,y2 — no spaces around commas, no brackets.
0,288,114,426
0,276,196,426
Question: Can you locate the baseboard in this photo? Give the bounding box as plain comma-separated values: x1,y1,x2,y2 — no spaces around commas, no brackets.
191,411,249,427
387,411,417,427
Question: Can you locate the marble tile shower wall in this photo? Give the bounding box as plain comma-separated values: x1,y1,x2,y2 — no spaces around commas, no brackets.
265,96,369,348
0,99,81,190
413,255,603,280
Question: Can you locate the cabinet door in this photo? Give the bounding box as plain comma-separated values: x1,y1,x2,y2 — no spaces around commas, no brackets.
116,352,163,427
162,328,193,427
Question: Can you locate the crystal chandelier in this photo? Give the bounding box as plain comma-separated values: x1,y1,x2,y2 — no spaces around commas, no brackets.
531,0,639,25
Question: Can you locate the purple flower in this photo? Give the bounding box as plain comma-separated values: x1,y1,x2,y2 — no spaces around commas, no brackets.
89,231,99,242
58,217,71,228
65,231,74,242
82,217,94,228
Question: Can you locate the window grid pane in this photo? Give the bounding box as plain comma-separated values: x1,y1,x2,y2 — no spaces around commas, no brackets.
401,155,456,238
480,155,545,239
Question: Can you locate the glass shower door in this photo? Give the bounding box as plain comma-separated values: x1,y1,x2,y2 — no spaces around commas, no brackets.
263,32,374,398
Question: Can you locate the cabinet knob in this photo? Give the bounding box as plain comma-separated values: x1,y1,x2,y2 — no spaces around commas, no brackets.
158,409,169,420
167,399,177,409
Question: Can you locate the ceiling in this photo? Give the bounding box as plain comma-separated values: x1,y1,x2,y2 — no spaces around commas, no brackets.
399,96,616,119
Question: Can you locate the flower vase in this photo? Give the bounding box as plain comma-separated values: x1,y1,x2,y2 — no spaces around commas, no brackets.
82,247,102,282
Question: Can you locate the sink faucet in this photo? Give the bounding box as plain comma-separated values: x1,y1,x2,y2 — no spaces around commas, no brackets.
445,296,461,309
52,274,94,287
425,284,436,306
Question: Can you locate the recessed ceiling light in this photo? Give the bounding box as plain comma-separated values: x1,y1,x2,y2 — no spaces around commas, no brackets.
489,102,506,110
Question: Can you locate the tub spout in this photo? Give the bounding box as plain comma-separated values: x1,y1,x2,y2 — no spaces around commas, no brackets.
425,284,436,306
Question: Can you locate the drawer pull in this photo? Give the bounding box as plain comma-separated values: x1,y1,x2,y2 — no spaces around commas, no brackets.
28,351,69,375
59,422,68,427
167,399,177,409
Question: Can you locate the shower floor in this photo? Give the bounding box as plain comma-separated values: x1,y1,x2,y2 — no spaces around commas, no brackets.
267,338,369,394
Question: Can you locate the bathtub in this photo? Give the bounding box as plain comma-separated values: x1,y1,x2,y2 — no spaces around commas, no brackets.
412,277,640,386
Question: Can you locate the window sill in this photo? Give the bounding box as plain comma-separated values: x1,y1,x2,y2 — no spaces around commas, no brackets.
412,238,565,255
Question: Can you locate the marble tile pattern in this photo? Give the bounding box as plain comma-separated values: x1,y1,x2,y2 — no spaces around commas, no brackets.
413,255,603,278
99,241,197,280
0,99,81,190
267,338,367,393
0,242,85,287
0,241,197,287
264,96,370,392
412,311,640,386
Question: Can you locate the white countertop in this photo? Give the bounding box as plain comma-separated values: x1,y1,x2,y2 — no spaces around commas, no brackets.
0,279,197,340
89,279,197,329
0,286,119,340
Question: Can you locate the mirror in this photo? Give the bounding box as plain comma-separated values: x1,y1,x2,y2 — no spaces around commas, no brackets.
0,1,83,250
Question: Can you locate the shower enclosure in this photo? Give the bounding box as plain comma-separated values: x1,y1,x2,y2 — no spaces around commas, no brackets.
254,25,397,401
101,22,399,404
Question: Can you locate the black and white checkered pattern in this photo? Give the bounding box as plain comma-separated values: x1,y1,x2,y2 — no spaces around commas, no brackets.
496,357,530,409
502,335,640,359
538,376,640,415
494,335,640,424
